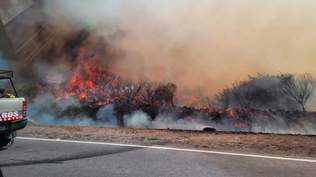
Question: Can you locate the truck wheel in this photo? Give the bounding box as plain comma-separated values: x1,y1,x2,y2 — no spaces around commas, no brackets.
0,138,12,147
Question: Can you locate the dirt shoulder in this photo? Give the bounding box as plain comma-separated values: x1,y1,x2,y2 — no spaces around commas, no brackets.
19,125,316,158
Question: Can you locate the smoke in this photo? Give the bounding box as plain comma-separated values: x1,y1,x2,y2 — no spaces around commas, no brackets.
27,94,117,127
151,115,205,130
100,106,316,134
26,92,206,130
24,91,316,134
27,94,206,130
212,118,316,135
124,111,151,128
4,1,316,134
34,0,316,97
124,110,205,130
96,104,118,126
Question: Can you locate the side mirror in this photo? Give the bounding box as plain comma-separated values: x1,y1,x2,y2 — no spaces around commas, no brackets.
0,87,5,94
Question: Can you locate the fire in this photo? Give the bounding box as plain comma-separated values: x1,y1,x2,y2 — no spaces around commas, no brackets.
175,94,189,99
79,92,87,100
262,115,269,119
39,46,316,132
175,94,204,107
190,96,198,104
234,123,247,128
225,108,234,117
199,107,215,113
46,75,55,83
46,47,113,106
86,80,93,89
97,99,110,106
70,76,77,84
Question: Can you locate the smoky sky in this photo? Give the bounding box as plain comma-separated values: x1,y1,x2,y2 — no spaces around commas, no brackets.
40,0,316,97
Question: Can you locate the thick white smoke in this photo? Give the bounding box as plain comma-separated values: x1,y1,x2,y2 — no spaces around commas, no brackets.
96,104,118,126
27,93,206,130
124,110,205,130
25,92,316,134
27,94,117,127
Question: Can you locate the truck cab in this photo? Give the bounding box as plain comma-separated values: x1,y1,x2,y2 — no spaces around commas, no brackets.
0,70,27,148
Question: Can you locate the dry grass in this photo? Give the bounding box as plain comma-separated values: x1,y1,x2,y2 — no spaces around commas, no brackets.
19,125,316,158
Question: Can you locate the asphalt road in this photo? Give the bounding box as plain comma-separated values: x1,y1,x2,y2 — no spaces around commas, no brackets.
0,138,315,177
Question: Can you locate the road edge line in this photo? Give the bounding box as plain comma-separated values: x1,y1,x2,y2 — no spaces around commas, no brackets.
17,137,316,163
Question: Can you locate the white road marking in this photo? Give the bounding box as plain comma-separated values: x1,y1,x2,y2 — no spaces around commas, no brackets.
17,137,316,163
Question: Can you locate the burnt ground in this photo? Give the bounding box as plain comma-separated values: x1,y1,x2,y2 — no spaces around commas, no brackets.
18,125,316,158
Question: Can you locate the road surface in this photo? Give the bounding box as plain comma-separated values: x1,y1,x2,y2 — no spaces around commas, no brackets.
0,137,315,177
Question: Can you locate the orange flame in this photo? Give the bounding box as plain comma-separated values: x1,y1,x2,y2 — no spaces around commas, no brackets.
225,108,234,117
46,47,114,106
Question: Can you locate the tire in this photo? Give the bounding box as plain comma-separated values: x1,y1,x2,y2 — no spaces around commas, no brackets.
0,138,11,147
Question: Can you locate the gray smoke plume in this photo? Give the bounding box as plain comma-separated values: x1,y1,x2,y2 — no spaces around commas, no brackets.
10,0,316,97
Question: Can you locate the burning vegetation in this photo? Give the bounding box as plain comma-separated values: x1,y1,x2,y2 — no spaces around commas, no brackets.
0,1,316,135
6,29,314,135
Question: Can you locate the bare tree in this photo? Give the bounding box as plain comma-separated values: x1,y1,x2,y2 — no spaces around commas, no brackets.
279,73,316,111
108,76,148,127
155,83,177,107
107,75,128,127
142,79,159,105
123,76,148,105
206,96,219,110
214,86,232,109
231,81,252,108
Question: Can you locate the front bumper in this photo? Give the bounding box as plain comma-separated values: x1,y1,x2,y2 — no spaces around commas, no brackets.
0,118,28,133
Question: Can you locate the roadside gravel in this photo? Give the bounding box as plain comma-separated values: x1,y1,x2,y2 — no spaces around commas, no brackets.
19,125,316,158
